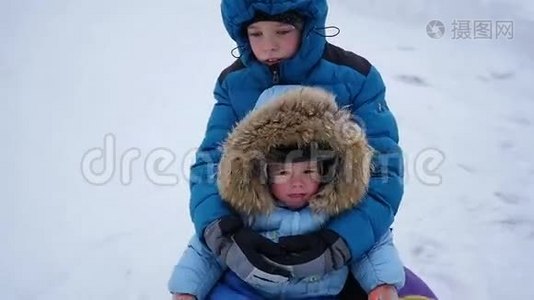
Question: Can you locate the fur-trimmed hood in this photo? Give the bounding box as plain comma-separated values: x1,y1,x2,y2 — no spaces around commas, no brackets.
217,87,373,217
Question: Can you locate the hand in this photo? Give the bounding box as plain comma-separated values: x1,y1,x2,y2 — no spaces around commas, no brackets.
267,229,351,278
368,285,398,300
172,294,196,300
204,215,291,283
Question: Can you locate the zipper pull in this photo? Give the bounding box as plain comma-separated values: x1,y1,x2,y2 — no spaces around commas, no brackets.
272,69,280,84
270,64,280,84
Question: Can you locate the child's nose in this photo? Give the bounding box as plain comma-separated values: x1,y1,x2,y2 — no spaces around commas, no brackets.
264,37,279,52
290,177,304,188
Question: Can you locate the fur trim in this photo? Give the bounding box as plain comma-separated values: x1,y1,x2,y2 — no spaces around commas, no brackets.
217,87,373,217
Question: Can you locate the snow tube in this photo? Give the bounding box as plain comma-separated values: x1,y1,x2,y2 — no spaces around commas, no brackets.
398,268,437,299
207,268,437,299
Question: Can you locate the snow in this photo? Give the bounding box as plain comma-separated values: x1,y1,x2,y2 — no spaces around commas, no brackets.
2,0,533,299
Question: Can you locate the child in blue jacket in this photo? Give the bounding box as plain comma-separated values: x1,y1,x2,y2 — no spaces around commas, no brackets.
170,86,404,299
187,0,404,296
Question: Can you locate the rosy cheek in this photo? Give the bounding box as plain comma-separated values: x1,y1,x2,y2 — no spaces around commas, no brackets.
270,184,285,198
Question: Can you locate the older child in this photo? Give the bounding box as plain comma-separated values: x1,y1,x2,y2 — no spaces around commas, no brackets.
169,87,405,299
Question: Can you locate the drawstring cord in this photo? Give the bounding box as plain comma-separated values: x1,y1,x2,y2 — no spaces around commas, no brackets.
311,25,341,38
230,46,242,58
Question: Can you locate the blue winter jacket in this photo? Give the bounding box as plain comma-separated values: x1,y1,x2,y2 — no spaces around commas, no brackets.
169,207,404,299
190,0,404,260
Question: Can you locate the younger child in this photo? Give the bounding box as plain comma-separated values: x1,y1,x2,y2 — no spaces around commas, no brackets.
169,87,405,299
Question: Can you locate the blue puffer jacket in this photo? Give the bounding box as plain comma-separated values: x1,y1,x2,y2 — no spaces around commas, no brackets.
190,0,404,260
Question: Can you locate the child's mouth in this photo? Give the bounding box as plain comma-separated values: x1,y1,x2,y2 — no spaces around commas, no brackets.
265,58,282,65
288,193,306,199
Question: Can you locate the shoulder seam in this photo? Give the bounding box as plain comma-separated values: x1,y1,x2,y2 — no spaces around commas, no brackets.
217,59,246,84
322,43,372,76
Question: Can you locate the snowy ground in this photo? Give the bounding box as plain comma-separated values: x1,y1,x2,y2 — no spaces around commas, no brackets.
2,1,533,299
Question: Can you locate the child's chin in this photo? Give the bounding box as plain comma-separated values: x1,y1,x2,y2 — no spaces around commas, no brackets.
284,201,309,210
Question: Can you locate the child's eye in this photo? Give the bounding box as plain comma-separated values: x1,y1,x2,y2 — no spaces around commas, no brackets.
248,31,262,37
277,30,292,35
304,169,317,174
269,170,290,183
276,170,289,176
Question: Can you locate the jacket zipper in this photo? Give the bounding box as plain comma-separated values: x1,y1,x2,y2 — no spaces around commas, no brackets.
271,65,280,84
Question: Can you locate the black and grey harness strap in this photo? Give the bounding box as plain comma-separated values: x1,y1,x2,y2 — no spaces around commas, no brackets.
226,242,290,285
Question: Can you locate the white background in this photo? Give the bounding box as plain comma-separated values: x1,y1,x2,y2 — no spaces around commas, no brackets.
2,0,533,299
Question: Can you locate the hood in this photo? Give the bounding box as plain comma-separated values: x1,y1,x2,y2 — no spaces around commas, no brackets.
217,86,373,217
220,0,328,79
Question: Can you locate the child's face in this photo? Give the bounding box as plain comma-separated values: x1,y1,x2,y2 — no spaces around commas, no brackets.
268,161,320,209
246,21,301,65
